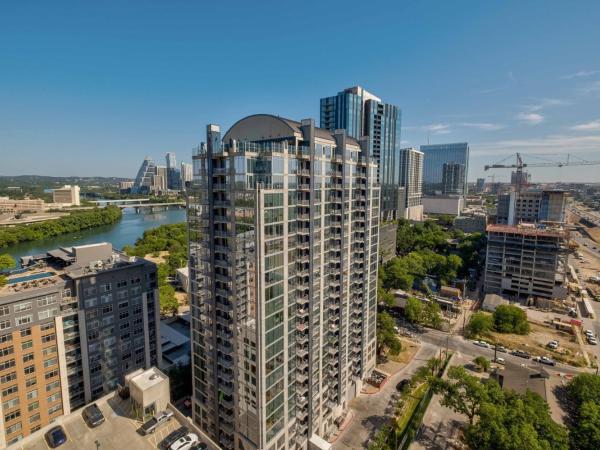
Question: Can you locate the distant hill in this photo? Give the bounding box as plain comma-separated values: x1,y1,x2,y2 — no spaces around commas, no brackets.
0,175,132,188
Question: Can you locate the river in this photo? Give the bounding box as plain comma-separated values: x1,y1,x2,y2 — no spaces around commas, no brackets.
3,208,187,266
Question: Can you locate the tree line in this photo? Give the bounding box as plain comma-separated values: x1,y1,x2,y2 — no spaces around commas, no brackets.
0,206,122,248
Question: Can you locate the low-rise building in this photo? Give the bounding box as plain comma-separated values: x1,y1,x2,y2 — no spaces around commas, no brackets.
0,197,45,214
422,195,464,216
481,293,510,312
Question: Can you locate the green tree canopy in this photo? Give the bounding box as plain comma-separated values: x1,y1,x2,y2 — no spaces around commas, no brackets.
473,356,491,372
493,305,530,334
570,400,600,450
376,311,401,356
404,297,423,324
466,311,494,337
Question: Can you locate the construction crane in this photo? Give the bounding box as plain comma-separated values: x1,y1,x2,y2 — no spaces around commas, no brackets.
484,152,600,192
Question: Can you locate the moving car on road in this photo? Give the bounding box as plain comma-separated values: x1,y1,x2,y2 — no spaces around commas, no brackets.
533,356,556,366
474,340,490,348
511,349,531,359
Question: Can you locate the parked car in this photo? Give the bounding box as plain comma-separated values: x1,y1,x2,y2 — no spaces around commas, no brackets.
140,410,174,435
82,403,105,428
511,350,531,359
160,427,189,450
494,357,505,365
547,340,559,350
588,336,598,345
170,433,199,450
474,340,490,348
45,426,67,448
496,346,508,353
534,356,556,366
396,379,411,391
585,329,594,338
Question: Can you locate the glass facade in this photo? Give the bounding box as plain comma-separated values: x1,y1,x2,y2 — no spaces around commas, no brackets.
188,116,379,449
320,87,402,220
420,143,469,197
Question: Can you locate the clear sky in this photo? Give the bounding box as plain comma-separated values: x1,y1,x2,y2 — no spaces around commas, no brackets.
1,0,599,182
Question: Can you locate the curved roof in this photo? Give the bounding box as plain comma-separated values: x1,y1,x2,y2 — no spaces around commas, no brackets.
223,114,301,142
223,114,360,145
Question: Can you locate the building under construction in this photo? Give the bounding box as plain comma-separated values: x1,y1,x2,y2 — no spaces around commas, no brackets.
484,224,568,300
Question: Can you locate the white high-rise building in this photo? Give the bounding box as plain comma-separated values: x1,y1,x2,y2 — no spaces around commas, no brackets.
399,148,424,221
52,185,81,206
180,162,193,187
188,114,380,449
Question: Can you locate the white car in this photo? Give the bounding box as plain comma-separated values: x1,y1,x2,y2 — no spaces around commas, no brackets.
585,330,594,338
170,433,199,450
494,357,505,365
473,340,490,348
588,336,598,345
547,340,559,349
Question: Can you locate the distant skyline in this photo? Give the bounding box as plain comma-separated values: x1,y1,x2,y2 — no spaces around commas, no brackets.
1,1,600,182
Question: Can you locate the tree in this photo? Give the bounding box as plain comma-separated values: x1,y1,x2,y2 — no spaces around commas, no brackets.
404,297,423,324
0,254,16,287
159,284,179,316
570,400,600,450
466,312,494,337
376,312,402,356
377,285,395,307
473,356,491,372
423,300,443,329
426,356,443,377
493,304,530,335
465,390,568,450
432,366,502,425
567,373,600,408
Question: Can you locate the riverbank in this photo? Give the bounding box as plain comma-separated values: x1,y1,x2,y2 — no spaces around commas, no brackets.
2,208,186,265
0,206,122,248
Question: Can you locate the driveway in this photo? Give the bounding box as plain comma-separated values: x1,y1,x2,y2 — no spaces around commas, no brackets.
333,342,439,450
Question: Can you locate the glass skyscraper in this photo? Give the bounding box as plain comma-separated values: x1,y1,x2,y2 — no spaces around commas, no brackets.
320,86,402,221
419,142,469,197
188,114,379,449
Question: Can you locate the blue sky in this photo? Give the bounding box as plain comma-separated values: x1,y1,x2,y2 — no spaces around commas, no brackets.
1,0,600,182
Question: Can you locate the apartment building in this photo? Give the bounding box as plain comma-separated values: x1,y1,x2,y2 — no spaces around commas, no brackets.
0,197,45,214
0,243,159,446
188,114,380,450
52,185,80,206
484,224,568,300
398,148,424,221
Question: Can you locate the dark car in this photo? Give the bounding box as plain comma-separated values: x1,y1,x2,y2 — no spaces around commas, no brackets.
45,425,67,448
396,379,411,391
82,403,105,428
512,350,531,359
160,426,189,449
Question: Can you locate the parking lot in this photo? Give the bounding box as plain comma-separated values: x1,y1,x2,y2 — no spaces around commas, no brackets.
14,395,216,450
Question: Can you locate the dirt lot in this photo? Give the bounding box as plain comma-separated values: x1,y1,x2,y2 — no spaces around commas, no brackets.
378,338,420,375
485,322,587,367
143,250,170,264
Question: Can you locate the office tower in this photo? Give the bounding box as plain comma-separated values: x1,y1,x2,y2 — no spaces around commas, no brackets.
441,162,466,195
180,162,193,188
496,190,568,225
166,152,182,191
320,86,402,220
484,224,567,299
154,166,168,193
52,185,81,206
420,143,469,197
188,114,380,450
0,243,159,446
476,178,486,193
511,170,531,189
132,157,157,194
398,148,424,221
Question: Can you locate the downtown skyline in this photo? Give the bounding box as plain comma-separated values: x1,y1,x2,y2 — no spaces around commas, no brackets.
1,1,600,182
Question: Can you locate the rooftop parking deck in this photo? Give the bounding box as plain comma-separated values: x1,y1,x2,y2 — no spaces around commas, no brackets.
11,394,219,450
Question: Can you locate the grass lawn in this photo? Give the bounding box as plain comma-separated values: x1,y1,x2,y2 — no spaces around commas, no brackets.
395,382,428,434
